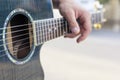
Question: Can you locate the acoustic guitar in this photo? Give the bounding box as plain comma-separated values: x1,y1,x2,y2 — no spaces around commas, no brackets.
0,0,105,80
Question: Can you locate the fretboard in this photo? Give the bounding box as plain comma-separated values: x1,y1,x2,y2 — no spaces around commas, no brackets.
33,11,104,45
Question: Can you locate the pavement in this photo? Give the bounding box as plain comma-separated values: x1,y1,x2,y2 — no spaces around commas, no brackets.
40,30,120,80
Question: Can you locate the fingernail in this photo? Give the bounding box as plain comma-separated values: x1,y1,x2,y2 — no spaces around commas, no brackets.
71,27,80,34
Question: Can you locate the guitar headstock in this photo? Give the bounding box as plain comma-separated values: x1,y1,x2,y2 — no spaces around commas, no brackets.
92,0,107,30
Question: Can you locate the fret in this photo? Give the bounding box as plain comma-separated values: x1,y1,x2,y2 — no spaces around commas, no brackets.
99,13,101,23
54,19,58,38
55,19,59,38
43,20,47,42
48,20,51,40
37,22,40,43
58,18,62,36
91,13,94,24
52,19,55,39
51,20,54,39
61,18,65,35
64,19,68,34
41,20,45,43
39,21,43,43
45,21,48,41
49,20,53,40
46,20,50,41
97,13,99,23
35,22,39,44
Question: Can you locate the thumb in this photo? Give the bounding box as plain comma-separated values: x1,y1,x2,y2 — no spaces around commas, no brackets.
64,11,80,34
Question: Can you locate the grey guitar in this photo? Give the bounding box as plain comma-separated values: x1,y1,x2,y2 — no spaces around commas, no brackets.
0,0,105,80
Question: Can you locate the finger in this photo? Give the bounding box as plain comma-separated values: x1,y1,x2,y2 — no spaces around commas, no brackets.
62,10,80,35
64,33,79,38
77,30,89,43
77,11,92,43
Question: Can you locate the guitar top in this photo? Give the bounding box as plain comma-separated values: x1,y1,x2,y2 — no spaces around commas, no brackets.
0,0,53,80
0,0,105,80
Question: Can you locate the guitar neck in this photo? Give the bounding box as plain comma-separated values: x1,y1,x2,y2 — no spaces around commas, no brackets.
33,11,103,45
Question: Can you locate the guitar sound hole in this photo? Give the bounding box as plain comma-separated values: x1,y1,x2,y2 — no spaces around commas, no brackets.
6,14,33,60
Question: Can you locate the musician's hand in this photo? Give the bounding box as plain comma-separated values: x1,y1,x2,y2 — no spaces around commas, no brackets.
58,0,92,43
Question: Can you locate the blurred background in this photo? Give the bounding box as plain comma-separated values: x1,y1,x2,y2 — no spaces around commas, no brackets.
41,0,120,80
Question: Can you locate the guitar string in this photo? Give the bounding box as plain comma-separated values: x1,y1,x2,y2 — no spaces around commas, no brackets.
0,15,102,47
0,37,31,47
0,12,102,31
0,15,101,37
0,13,101,46
0,23,32,30
0,15,101,45
0,46,31,58
0,17,65,30
0,42,30,53
0,30,64,53
0,27,32,36
0,33,30,42
0,21,65,36
0,14,102,43
0,23,65,47
0,25,66,53
0,22,65,41
0,13,102,57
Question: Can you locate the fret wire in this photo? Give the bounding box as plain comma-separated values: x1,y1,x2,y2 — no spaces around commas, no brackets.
44,21,47,42
48,20,52,40
43,21,45,43
54,19,58,38
46,20,49,41
48,20,51,40
35,11,104,45
36,23,66,44
60,18,63,35
37,21,40,44
58,18,62,36
56,19,59,37
45,21,48,41
98,13,100,23
95,13,97,23
39,21,43,43
50,19,53,40
35,23,39,44
91,14,94,24
44,20,47,42
52,19,55,39
41,20,44,43
96,13,99,23
52,20,55,39
53,19,56,38
64,19,68,33
54,19,57,38
38,22,41,43
99,13,102,22
49,19,52,40
61,18,64,35
53,19,57,39
55,19,58,38
93,13,95,24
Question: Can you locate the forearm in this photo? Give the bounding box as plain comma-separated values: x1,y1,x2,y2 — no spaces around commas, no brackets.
52,0,73,8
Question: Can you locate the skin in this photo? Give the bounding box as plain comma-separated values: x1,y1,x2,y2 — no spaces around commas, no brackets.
52,0,92,43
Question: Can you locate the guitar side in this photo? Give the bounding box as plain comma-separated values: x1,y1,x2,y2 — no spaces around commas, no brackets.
0,0,53,80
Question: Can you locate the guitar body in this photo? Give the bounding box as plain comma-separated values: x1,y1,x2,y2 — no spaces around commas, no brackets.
0,0,53,80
